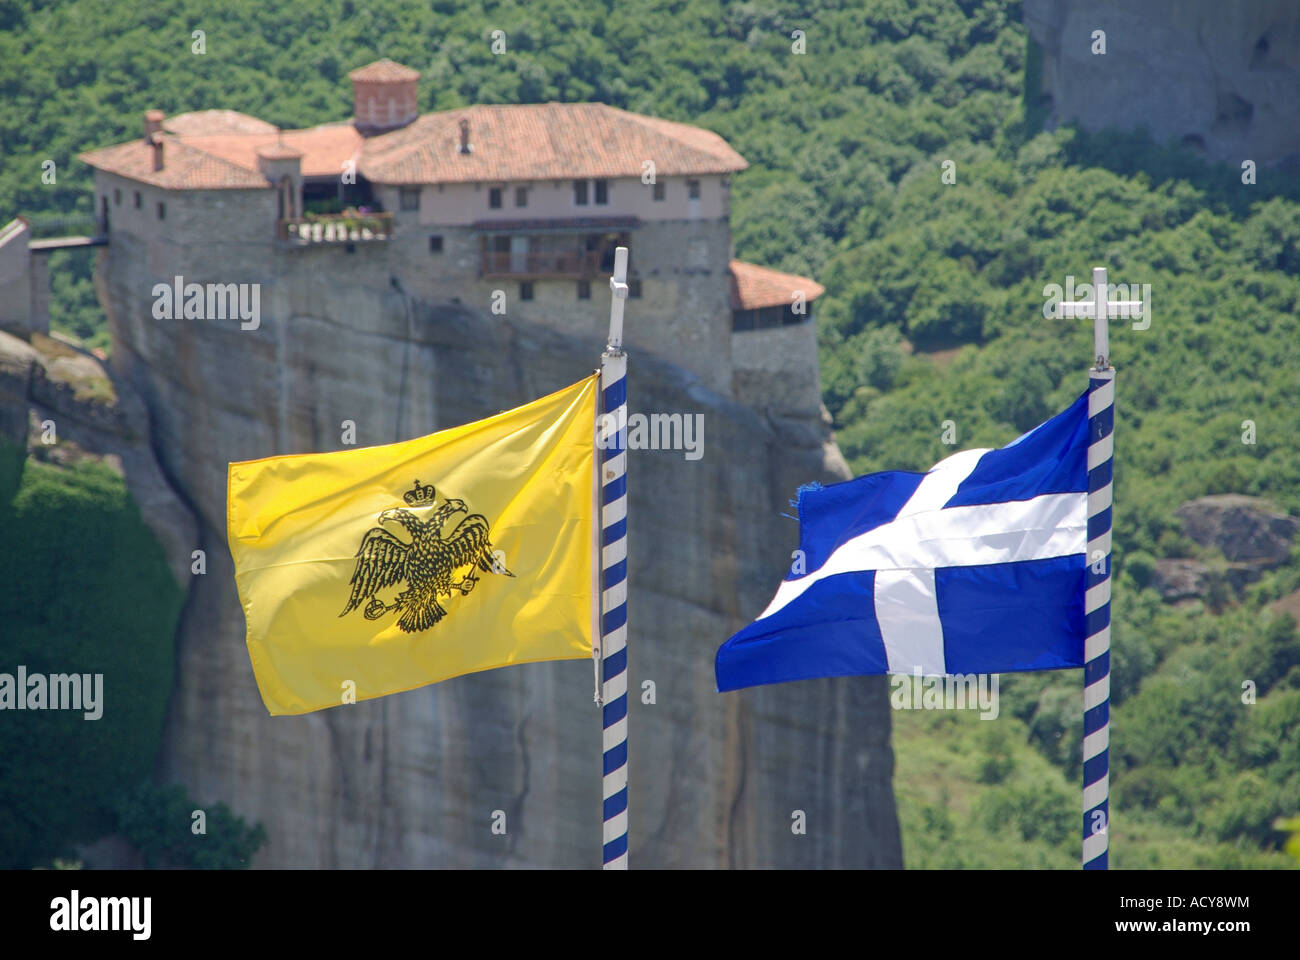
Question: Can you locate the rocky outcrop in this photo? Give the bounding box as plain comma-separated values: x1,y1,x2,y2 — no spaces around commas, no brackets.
1151,495,1297,603
93,241,902,868
0,329,198,587
1175,494,1298,565
1151,558,1211,602
1025,0,1300,168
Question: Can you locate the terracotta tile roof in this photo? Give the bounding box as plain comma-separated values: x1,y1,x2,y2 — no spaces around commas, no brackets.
81,101,745,190
729,260,825,311
349,58,420,82
78,138,270,190
163,110,278,136
180,123,363,179
358,102,748,184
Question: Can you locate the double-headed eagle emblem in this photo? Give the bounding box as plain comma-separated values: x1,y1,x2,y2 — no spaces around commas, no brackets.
340,479,514,633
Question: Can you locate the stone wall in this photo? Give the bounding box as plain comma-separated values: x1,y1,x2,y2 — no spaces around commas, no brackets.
731,319,824,421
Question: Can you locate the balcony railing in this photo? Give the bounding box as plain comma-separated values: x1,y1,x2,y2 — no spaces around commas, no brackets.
278,212,393,245
480,250,605,278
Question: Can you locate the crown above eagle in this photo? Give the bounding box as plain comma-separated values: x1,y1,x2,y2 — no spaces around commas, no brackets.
403,479,438,506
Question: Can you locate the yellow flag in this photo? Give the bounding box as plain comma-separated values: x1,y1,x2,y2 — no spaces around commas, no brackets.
228,375,598,715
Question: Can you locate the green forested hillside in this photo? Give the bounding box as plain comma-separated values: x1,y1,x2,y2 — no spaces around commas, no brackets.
2,0,1297,867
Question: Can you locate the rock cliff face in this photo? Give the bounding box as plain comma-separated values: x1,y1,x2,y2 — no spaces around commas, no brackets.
94,243,903,868
1025,0,1300,168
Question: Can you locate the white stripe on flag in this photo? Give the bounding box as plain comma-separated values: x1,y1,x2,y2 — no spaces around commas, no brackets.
877,567,946,674
757,492,1086,620
897,447,990,516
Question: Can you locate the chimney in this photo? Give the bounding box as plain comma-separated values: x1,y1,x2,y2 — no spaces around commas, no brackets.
458,118,472,154
143,109,164,144
150,133,164,171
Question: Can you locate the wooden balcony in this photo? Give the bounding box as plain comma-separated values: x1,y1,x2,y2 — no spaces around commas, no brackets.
278,212,393,245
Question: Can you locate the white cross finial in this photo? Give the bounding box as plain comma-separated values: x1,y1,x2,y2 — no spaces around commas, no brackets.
606,246,629,353
1055,266,1143,371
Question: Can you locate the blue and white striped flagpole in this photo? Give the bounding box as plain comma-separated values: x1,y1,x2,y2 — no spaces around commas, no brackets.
1083,266,1114,870
599,247,630,869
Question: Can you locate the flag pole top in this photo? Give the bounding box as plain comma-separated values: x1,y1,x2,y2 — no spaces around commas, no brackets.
1058,264,1142,373
606,246,629,355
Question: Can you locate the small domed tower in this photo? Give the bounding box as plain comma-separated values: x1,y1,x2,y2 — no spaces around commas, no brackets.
349,59,420,135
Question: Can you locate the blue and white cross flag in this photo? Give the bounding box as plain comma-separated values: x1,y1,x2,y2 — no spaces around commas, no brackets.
716,393,1091,692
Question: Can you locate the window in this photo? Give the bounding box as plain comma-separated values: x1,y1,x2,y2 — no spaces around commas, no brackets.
687,179,700,199
652,182,665,202
400,187,421,211
628,278,642,299
428,235,443,253
594,179,608,205
573,179,588,205
489,187,503,209
520,281,535,301
113,188,121,206
515,186,528,208
134,190,142,208
577,280,591,300
157,201,165,220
